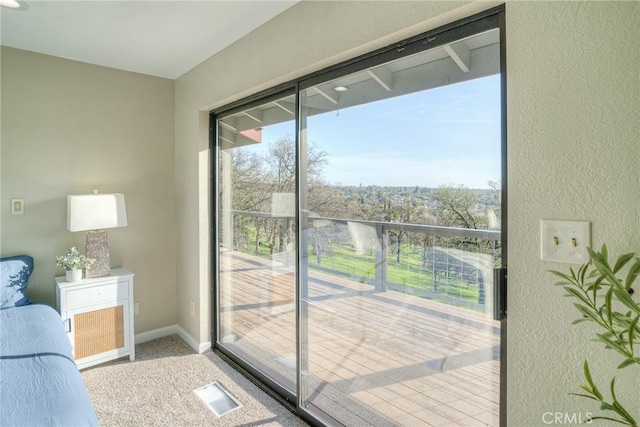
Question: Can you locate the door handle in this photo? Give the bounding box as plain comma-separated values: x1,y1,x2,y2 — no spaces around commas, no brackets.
493,267,507,321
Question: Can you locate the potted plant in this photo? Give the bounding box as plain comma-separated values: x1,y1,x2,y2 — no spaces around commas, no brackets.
55,247,94,282
549,244,639,426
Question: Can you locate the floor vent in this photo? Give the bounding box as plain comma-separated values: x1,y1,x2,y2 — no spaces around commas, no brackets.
194,381,243,417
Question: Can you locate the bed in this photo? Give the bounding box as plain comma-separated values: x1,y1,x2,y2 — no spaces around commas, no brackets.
1,255,98,426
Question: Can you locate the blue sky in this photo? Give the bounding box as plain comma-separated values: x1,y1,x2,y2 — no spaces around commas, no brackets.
261,74,501,189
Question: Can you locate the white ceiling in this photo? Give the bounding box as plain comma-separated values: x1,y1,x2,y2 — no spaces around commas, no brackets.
0,0,298,79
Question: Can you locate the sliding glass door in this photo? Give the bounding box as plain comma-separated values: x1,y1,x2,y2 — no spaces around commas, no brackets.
214,9,505,426
216,91,298,398
298,27,502,425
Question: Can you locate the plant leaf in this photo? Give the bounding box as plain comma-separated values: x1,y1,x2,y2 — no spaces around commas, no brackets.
569,265,577,281
582,361,603,400
601,266,624,290
605,287,614,325
629,315,639,349
612,312,635,325
609,381,638,424
624,258,640,290
549,269,576,285
569,392,598,401
609,377,618,402
574,303,606,327
591,275,606,291
589,416,632,425
617,357,640,369
585,283,603,293
579,263,589,285
580,384,594,395
596,333,631,358
564,286,594,307
613,252,635,273
614,288,640,316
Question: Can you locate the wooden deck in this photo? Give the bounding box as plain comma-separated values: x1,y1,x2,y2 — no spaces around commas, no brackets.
219,251,500,426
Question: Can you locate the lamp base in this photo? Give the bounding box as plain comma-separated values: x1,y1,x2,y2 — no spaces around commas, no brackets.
85,231,111,278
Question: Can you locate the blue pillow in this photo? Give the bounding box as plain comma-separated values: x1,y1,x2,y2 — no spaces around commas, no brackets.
1,255,33,308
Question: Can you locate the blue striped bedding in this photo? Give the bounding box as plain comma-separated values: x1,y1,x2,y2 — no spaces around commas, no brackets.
0,304,98,426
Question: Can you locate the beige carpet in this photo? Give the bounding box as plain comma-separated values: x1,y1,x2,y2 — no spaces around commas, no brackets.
81,335,308,426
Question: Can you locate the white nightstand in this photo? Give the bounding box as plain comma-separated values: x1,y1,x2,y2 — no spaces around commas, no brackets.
55,268,135,370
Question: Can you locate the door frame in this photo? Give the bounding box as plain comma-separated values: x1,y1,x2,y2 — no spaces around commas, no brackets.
210,6,507,426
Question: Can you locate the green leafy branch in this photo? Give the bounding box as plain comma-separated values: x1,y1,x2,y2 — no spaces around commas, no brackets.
549,244,639,426
575,361,637,425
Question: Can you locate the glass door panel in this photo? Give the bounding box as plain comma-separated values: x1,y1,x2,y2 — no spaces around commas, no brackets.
217,93,297,394
299,28,502,426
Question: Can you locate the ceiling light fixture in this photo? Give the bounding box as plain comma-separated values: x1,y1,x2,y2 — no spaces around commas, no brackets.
0,0,20,8
334,86,348,92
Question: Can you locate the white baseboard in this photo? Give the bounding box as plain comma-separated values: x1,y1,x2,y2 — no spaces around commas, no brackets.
176,325,212,354
135,324,211,354
135,325,178,344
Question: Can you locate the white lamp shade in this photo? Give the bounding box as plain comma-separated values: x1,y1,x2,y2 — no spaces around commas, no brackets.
67,193,128,232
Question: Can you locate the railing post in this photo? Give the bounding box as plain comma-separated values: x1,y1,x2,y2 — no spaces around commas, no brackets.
375,224,387,292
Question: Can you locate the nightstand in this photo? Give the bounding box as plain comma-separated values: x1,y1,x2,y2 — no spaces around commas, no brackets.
55,268,135,370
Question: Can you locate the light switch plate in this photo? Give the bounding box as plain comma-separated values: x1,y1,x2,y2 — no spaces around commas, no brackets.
540,220,591,264
10,198,24,215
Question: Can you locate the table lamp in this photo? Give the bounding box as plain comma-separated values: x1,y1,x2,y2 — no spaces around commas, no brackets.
67,192,127,278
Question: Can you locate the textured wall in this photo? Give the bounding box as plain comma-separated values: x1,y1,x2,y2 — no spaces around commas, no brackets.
506,1,640,425
175,0,640,424
0,47,178,334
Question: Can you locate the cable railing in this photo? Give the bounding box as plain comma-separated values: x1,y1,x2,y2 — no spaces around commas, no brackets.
223,209,501,312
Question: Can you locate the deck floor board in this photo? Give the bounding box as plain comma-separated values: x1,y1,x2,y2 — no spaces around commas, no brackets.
219,251,500,426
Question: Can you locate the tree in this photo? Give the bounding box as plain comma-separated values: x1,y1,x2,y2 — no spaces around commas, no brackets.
229,148,269,211
432,183,485,230
230,135,349,258
384,193,423,263
431,183,498,304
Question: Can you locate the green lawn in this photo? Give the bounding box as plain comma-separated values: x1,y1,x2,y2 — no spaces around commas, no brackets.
235,226,490,306
310,245,482,302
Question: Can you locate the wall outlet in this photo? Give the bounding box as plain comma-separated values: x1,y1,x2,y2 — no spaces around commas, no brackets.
189,300,195,316
134,302,139,316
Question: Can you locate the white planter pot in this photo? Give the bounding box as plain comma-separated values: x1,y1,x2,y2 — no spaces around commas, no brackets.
66,269,82,282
